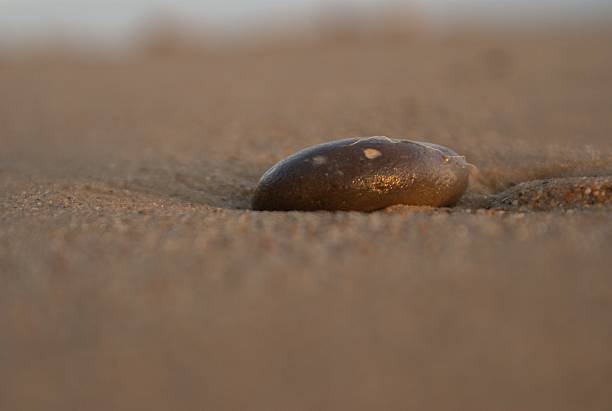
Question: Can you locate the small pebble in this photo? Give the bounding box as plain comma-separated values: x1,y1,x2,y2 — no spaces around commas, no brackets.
252,136,472,212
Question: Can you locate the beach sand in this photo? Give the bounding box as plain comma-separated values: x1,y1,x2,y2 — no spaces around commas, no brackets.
1,28,612,410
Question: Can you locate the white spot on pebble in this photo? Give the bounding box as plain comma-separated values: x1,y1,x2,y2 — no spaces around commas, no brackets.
363,148,382,159
312,156,327,165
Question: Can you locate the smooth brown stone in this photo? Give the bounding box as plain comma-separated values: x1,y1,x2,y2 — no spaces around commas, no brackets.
252,137,471,211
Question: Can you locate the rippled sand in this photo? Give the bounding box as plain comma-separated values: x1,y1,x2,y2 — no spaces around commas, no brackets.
1,29,611,410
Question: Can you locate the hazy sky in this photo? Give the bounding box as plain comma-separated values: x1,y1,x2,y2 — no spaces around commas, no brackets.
1,0,611,44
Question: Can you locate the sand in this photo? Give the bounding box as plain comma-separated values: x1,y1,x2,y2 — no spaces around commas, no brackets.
1,28,612,410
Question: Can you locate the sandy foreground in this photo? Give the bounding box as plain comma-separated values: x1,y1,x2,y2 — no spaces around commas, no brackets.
1,29,612,410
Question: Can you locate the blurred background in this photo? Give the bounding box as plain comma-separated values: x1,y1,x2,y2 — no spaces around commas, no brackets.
2,0,612,52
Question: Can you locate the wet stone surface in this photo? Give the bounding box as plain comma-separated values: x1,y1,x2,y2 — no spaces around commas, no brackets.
252,137,471,212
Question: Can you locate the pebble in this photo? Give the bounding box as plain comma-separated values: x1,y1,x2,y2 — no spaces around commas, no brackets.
252,137,472,212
